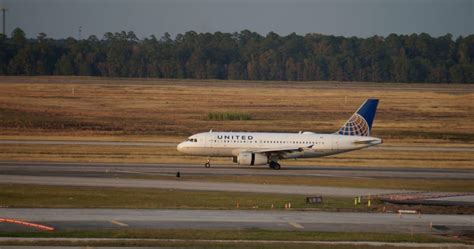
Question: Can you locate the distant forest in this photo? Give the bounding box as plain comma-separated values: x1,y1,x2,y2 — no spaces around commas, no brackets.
1,28,473,83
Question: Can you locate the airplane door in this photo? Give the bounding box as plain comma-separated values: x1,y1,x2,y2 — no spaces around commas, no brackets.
206,134,213,148
206,134,214,148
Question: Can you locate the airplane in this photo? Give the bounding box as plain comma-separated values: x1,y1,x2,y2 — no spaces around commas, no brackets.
177,98,381,170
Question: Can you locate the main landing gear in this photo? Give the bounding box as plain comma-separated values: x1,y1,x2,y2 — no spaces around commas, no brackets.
204,158,211,168
269,161,281,170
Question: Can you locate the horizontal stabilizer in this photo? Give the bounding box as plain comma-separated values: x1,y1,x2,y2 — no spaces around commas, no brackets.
353,139,383,145
353,139,378,144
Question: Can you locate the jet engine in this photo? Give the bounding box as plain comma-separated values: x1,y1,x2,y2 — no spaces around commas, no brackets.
237,152,268,165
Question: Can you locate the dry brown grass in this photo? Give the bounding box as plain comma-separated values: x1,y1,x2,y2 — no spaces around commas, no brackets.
1,76,473,140
0,76,473,168
0,144,472,169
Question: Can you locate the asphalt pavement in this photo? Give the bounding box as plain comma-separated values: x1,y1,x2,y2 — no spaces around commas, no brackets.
1,161,472,180
1,208,473,235
0,174,409,197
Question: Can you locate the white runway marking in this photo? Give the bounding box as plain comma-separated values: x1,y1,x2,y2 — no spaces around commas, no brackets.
288,222,304,229
109,220,128,227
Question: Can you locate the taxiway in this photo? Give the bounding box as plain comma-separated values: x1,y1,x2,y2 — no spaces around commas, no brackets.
1,209,473,235
0,161,472,180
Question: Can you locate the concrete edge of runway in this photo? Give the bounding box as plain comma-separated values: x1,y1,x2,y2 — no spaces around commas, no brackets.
0,237,472,248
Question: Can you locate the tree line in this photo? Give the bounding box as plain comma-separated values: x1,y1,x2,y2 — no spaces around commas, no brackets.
1,28,473,83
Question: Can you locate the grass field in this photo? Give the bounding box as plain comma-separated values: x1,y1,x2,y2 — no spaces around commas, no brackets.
2,184,473,215
0,184,370,211
0,76,473,168
0,143,472,168
208,111,252,120
1,76,473,140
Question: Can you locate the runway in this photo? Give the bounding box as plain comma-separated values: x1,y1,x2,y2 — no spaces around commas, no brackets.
1,139,473,152
1,161,473,180
0,174,410,197
2,161,474,198
1,208,473,234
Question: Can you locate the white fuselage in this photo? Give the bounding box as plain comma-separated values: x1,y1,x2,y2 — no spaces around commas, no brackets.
177,131,382,159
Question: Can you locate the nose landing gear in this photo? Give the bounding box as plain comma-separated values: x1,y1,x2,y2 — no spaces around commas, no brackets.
204,158,211,168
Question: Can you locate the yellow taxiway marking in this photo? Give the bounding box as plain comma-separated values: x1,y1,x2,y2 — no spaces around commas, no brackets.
109,220,128,227
288,222,304,229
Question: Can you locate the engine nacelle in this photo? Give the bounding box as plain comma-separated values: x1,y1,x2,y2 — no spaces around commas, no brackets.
237,152,268,165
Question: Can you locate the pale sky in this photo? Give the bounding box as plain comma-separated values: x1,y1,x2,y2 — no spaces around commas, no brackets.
1,0,473,39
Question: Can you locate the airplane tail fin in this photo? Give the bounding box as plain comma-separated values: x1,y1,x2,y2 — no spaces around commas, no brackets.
336,98,379,136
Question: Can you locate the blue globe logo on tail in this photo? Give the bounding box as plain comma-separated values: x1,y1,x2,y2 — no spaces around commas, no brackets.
338,113,370,136
337,99,379,136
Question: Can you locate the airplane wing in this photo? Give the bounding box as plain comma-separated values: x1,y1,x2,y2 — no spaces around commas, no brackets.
251,144,314,154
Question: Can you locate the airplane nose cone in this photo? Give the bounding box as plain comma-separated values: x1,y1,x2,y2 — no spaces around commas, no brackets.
177,142,185,152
